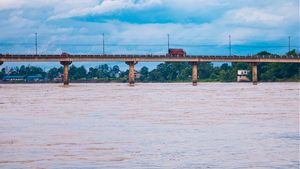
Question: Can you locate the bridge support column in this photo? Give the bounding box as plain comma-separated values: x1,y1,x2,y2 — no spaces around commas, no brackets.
126,61,138,86
191,62,198,86
60,61,72,85
251,63,258,85
0,61,3,66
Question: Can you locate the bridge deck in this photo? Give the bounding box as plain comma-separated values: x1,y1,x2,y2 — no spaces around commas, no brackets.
0,54,299,63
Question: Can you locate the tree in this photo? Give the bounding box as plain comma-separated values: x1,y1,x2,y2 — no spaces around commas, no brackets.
257,51,272,56
8,65,46,77
257,50,300,81
87,67,98,79
69,65,77,80
68,65,87,80
198,62,214,79
97,64,110,78
111,65,120,78
76,66,87,79
47,67,63,80
0,68,5,78
287,49,298,56
149,69,164,81
140,66,149,81
120,70,129,79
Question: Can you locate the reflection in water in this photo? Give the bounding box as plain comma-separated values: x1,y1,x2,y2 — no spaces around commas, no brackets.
0,83,299,168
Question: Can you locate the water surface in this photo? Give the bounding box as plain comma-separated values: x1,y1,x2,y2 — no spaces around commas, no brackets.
0,83,299,168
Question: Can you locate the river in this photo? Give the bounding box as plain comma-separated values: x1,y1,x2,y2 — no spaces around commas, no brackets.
0,83,299,168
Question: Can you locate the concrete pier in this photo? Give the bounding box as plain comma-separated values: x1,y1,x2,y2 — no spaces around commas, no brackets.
60,61,72,85
191,62,198,86
252,63,258,85
126,61,137,86
0,61,3,66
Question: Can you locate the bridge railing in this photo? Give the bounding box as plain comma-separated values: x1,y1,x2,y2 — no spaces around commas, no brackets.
0,54,299,59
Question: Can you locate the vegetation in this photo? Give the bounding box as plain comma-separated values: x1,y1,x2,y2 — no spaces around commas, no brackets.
0,51,299,82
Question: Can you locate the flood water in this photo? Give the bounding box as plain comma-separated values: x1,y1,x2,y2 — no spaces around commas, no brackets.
0,83,299,169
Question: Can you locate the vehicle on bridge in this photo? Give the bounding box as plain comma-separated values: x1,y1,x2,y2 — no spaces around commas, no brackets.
167,48,186,57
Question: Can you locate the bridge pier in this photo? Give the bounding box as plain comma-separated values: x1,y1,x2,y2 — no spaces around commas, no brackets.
251,63,258,85
60,61,72,85
0,61,3,66
191,62,198,86
126,61,138,86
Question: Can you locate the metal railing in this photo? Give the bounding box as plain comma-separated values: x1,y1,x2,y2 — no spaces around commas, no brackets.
0,54,299,59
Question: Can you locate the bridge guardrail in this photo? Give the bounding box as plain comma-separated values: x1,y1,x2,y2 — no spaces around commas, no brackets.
0,54,299,60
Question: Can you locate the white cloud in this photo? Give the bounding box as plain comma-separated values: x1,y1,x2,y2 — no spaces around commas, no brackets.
219,1,298,28
164,0,227,11
49,0,162,19
224,8,284,27
0,0,163,19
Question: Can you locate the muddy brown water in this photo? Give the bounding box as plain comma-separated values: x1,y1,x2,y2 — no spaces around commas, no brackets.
0,83,299,168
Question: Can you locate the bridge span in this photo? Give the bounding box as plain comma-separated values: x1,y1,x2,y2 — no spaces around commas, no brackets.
0,54,299,86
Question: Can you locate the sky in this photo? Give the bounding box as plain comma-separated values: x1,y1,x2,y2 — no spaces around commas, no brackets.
0,0,299,69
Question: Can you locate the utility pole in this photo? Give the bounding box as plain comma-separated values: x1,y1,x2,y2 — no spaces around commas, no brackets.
229,34,232,56
167,34,170,51
288,36,291,53
102,33,105,55
35,32,38,55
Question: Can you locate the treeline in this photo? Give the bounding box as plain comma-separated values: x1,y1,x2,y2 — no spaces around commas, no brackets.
0,50,299,82
47,64,126,80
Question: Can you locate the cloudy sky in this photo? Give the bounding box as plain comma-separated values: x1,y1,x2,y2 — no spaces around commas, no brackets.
0,0,299,69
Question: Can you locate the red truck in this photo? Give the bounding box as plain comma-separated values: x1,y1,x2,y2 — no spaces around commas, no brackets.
168,48,186,56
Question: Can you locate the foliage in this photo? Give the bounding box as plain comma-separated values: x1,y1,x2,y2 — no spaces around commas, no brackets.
47,67,63,80
7,65,46,77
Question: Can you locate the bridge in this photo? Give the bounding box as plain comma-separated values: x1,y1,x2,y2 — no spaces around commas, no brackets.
0,54,299,86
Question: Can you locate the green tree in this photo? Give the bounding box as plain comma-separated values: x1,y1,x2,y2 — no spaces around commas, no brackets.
76,66,87,80
111,65,120,78
198,62,214,79
47,67,63,80
97,64,110,78
140,66,149,81
87,67,98,79
287,49,297,56
69,65,87,80
149,69,164,81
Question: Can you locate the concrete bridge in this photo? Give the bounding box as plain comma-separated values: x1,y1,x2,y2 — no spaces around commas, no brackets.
0,54,299,86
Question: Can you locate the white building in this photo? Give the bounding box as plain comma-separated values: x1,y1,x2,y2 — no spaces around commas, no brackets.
237,70,250,82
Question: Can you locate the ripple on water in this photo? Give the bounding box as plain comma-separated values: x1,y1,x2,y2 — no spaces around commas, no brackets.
0,83,299,168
